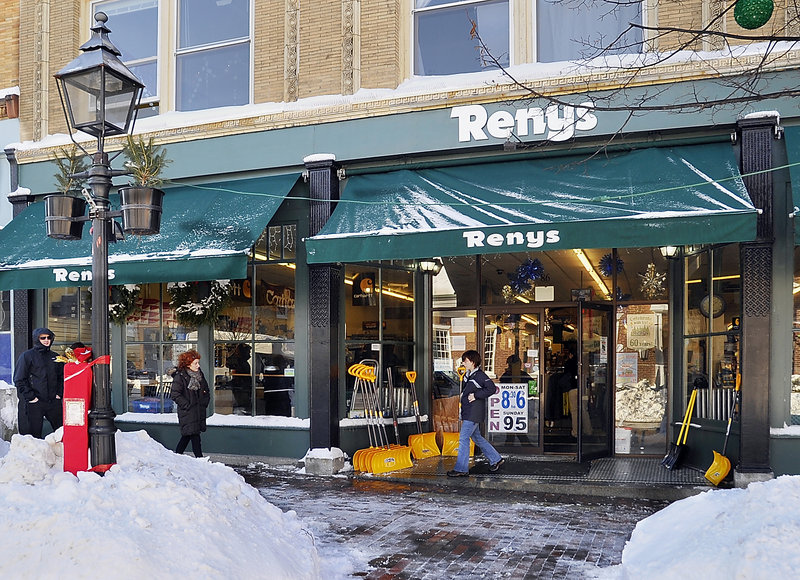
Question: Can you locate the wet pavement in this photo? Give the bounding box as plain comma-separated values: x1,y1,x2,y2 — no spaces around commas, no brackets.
234,459,672,579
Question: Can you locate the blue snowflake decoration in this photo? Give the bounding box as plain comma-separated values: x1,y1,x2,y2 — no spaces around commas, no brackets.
615,287,632,301
599,253,624,278
507,258,545,293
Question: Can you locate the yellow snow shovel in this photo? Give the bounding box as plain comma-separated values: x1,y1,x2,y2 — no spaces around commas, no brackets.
350,362,412,475
705,374,741,486
440,365,473,457
406,371,440,459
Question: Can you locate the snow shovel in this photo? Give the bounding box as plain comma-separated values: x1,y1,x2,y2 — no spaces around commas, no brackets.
440,365,473,457
349,362,378,472
367,367,412,475
405,370,440,459
705,375,741,486
661,387,697,470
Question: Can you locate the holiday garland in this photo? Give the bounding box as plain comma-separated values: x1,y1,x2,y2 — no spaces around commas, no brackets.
109,284,141,324
167,280,232,327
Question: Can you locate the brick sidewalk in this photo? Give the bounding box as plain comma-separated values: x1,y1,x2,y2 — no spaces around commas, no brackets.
236,463,669,579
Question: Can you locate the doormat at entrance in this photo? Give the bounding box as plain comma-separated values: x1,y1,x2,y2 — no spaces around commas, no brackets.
470,459,591,477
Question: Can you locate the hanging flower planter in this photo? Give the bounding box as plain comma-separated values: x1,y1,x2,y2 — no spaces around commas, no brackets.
44,195,87,240
119,186,164,235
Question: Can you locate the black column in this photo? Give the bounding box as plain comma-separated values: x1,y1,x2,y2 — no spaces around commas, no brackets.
5,147,32,363
306,157,341,449
737,117,778,473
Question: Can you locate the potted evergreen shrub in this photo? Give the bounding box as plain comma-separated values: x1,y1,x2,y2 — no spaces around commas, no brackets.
44,146,89,240
119,135,171,235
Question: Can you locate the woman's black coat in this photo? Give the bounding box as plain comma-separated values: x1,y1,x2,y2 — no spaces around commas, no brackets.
170,368,211,436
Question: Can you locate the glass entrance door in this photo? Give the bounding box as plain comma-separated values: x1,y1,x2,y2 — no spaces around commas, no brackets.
484,310,541,453
578,304,613,461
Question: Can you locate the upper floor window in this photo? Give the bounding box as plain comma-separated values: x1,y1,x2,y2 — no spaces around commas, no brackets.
176,0,251,111
94,0,160,116
536,0,643,63
414,0,510,76
92,0,252,114
413,0,643,76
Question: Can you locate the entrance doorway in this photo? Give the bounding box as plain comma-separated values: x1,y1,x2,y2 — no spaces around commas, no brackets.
484,304,612,459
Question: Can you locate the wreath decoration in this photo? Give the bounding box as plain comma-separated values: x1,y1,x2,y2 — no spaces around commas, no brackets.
109,284,141,324
167,280,232,327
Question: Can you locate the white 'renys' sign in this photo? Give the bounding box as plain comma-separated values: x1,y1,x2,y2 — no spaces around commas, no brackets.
53,267,116,283
451,102,598,143
463,229,560,250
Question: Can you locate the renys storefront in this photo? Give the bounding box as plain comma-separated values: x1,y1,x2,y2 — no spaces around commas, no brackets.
3,71,799,476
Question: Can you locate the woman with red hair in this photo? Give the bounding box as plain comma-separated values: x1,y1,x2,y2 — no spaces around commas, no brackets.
170,349,210,458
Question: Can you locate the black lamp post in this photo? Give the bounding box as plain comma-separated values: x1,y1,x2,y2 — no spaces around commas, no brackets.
52,12,145,468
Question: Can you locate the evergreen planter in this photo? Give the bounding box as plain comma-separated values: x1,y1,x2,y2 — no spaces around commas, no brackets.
119,186,164,235
44,195,87,240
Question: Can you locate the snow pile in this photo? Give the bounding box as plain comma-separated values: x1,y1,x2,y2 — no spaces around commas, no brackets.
0,380,16,434
0,430,321,579
604,475,800,578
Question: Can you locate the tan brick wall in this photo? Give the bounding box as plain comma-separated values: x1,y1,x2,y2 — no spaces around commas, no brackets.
254,0,286,104
18,0,82,142
297,0,343,99
0,0,20,90
360,0,401,89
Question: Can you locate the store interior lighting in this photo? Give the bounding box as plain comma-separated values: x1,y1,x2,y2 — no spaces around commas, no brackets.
573,249,611,298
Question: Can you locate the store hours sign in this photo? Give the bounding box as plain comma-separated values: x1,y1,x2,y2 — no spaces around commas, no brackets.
488,383,528,433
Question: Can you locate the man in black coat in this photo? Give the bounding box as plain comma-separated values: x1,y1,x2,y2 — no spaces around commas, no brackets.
13,327,64,438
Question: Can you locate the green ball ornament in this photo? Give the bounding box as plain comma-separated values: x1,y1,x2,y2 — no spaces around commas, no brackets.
734,0,774,30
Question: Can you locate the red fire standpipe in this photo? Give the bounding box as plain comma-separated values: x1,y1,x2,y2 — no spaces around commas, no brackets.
62,348,105,475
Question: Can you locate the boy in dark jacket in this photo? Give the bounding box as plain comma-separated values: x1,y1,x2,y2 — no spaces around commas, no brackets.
13,327,64,438
447,350,504,477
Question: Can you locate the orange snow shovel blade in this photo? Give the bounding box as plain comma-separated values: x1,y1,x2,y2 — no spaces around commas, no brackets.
704,450,732,486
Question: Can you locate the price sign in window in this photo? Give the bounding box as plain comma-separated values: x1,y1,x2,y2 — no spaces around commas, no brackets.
488,383,528,433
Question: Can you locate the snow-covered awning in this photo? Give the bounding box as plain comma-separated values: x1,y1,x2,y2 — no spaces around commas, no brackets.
305,143,757,263
0,173,299,289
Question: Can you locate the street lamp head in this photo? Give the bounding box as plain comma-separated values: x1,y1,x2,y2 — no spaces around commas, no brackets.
418,257,443,276
659,245,680,259
54,12,144,151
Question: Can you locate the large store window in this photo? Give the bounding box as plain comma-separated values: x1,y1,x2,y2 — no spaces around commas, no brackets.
683,245,741,424
412,0,643,76
47,287,92,349
0,291,10,382
345,264,415,419
791,246,800,424
214,224,296,416
125,283,197,413
92,0,251,114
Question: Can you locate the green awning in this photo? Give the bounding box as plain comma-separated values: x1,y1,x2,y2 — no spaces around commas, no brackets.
306,144,757,263
784,125,800,244
0,173,299,289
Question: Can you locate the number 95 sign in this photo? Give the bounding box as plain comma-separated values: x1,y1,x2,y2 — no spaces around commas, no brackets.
488,383,528,433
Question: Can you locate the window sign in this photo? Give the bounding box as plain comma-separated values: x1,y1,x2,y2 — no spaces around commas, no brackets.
488,383,528,433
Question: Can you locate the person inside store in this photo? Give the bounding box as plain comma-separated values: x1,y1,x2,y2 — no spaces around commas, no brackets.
447,349,505,477
499,354,533,383
558,347,581,438
262,354,292,416
170,350,211,458
13,327,64,439
226,343,252,411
